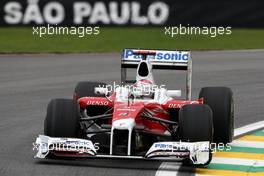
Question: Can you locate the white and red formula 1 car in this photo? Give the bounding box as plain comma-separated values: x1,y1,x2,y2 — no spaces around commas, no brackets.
35,49,234,166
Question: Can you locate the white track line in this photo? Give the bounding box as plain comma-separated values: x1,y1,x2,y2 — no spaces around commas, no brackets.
211,157,264,167
231,140,264,148
155,162,182,176
234,120,264,137
155,120,264,176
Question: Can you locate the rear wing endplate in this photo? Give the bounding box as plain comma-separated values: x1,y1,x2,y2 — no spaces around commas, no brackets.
121,49,192,100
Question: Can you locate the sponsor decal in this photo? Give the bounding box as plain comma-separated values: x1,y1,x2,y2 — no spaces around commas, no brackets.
168,101,199,108
87,101,109,106
155,143,173,149
116,108,136,111
122,49,189,61
2,0,169,25
65,140,91,146
168,104,182,108
1,0,263,27
147,151,190,158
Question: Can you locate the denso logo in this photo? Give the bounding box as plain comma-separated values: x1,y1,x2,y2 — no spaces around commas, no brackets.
123,49,189,61
87,101,109,106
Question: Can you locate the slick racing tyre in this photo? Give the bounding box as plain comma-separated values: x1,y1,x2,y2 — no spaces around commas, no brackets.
44,99,80,137
74,81,107,100
179,104,213,165
199,87,234,144
73,81,109,117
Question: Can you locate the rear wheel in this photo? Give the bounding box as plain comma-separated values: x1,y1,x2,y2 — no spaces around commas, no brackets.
44,99,80,137
179,104,213,165
74,81,107,100
199,87,234,144
74,81,109,117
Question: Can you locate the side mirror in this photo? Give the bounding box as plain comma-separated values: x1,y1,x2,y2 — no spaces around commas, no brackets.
166,90,181,97
94,87,108,96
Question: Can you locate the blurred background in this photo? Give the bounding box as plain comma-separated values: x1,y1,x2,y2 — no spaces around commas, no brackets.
0,0,264,53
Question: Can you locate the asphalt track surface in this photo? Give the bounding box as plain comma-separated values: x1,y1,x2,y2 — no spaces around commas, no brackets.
0,50,263,176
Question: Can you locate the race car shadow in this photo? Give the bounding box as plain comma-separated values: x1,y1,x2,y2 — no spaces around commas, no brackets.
35,158,195,172
36,158,162,171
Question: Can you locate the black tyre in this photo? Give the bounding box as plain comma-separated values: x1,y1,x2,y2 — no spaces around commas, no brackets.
179,104,213,165
199,87,234,144
74,81,107,100
179,104,213,142
74,81,109,118
44,99,80,137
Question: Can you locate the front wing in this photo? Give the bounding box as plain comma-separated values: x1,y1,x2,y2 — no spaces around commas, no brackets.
34,135,210,165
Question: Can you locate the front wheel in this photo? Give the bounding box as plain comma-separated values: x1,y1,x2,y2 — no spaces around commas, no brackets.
44,99,80,137
199,87,234,144
74,81,107,100
179,104,213,165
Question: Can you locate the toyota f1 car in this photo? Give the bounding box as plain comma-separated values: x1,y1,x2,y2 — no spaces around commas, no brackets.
35,49,234,165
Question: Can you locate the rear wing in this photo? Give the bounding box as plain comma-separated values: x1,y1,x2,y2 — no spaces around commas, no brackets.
121,49,192,100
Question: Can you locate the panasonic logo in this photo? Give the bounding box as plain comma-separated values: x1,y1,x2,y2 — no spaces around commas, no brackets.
123,49,189,61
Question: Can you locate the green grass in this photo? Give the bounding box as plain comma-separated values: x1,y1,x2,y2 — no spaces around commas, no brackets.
0,27,264,53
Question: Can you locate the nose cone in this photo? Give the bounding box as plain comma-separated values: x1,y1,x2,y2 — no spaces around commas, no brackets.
112,118,135,130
